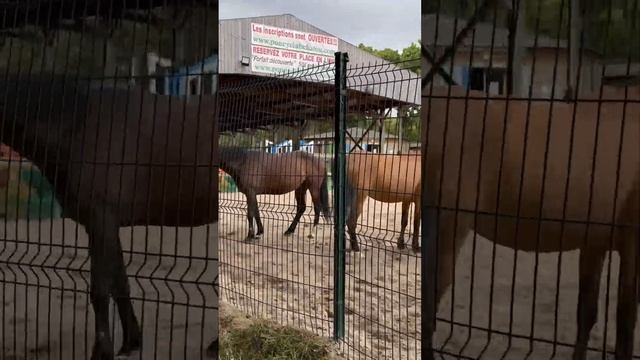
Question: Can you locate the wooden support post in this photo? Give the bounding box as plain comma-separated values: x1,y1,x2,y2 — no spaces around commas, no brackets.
508,0,527,96
565,0,582,100
399,112,404,154
292,123,301,151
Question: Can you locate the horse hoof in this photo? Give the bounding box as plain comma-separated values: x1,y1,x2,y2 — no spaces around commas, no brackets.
206,339,219,358
117,339,141,358
91,348,115,360
116,350,139,360
283,231,294,236
423,348,436,360
307,233,314,239
397,242,406,250
412,246,421,253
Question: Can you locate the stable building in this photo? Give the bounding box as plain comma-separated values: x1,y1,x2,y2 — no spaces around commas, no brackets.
422,14,603,98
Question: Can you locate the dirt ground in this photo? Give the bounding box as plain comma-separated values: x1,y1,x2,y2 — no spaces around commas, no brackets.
0,219,218,360
1,191,638,360
218,191,640,360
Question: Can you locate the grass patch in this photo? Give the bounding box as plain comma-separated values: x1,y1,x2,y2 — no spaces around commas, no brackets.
219,318,333,360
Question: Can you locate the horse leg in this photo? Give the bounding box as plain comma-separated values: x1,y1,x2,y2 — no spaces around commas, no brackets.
254,202,264,238
424,210,468,360
410,200,421,252
285,187,307,235
397,201,410,250
615,230,638,360
245,193,256,241
309,186,322,227
86,208,120,360
573,246,606,360
206,338,219,358
112,236,141,356
346,194,366,252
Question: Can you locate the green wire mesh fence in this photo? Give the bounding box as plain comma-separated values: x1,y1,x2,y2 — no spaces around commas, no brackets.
421,0,639,359
217,56,422,359
1,1,219,359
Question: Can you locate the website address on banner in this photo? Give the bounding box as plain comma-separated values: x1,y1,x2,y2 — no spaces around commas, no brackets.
254,64,335,77
253,37,335,56
254,64,294,74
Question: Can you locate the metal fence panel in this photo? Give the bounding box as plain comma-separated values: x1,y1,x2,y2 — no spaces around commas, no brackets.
0,2,219,359
217,63,337,344
422,0,639,358
341,61,421,360
217,54,422,359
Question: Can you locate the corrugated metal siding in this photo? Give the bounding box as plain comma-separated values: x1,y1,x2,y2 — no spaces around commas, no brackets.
220,14,420,105
220,14,385,74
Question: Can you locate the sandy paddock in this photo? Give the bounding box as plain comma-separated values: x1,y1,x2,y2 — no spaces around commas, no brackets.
218,190,640,360
0,189,638,360
0,219,218,360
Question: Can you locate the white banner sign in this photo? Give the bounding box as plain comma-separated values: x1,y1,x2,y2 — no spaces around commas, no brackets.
250,23,339,75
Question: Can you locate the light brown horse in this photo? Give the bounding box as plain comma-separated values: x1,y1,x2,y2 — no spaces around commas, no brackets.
219,148,331,240
345,150,422,252
422,85,640,359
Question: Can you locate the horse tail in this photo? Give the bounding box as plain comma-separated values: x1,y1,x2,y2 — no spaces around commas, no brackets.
320,173,332,221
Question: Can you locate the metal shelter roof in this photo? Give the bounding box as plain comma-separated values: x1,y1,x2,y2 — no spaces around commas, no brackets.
217,14,419,132
218,63,420,133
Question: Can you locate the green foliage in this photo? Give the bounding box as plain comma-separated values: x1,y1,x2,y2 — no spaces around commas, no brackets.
357,42,421,74
0,6,218,77
384,107,421,143
424,0,639,60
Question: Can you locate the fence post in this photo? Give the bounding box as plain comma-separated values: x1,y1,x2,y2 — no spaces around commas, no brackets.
422,65,436,358
333,51,348,341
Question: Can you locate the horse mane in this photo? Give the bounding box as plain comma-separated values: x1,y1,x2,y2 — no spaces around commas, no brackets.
218,146,251,173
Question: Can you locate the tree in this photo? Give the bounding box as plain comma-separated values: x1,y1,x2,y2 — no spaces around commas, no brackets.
0,6,218,78
357,42,421,74
425,0,639,60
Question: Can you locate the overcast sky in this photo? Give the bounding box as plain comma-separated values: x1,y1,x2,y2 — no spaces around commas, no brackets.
220,0,420,51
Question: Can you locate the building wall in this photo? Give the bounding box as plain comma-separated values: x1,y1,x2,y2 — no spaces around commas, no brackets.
522,48,602,98
148,54,218,97
424,48,509,91
218,15,420,105
383,138,421,154
423,46,602,98
219,14,397,75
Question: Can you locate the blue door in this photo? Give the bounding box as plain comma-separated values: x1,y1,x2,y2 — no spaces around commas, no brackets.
461,66,469,88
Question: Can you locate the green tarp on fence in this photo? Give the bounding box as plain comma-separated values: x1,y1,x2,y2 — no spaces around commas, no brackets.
219,172,237,193
0,163,62,220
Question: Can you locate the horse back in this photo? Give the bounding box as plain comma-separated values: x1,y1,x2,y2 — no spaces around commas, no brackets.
346,151,421,202
65,86,218,226
233,151,325,194
423,86,639,250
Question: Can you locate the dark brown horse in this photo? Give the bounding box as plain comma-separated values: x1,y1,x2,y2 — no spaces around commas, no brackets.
1,74,218,360
422,85,639,359
344,150,421,252
219,148,331,240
